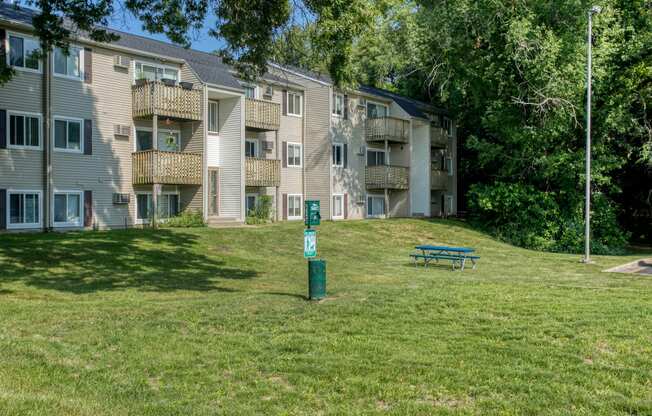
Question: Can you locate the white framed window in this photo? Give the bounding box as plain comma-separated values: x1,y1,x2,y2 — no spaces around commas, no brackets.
367,194,385,218
53,191,82,227
7,111,41,149
332,194,344,219
366,101,388,119
287,194,303,220
287,91,302,117
53,117,83,153
246,194,258,215
134,128,180,152
208,100,219,134
7,190,41,229
53,46,83,80
245,139,258,158
136,192,180,224
134,61,179,83
287,142,302,167
6,32,41,72
443,117,453,137
332,143,343,167
243,85,257,99
332,93,344,117
366,149,386,166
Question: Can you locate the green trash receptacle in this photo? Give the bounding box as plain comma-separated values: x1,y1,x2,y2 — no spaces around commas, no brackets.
308,259,326,300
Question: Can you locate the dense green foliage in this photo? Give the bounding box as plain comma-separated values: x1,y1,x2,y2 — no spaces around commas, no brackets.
159,210,205,228
246,195,274,225
273,0,650,250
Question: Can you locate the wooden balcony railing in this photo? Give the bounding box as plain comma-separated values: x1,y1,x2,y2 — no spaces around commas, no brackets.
245,157,281,187
132,81,202,121
431,169,448,190
431,127,448,148
365,165,409,190
132,150,202,185
245,98,281,131
365,116,410,144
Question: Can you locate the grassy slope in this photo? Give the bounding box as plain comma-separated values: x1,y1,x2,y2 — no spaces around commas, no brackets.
0,219,651,415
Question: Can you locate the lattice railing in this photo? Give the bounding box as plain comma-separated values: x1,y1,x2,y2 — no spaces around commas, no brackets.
431,169,448,190
245,98,281,131
365,116,410,143
132,81,202,121
245,157,281,187
132,150,202,185
430,127,448,148
365,165,409,190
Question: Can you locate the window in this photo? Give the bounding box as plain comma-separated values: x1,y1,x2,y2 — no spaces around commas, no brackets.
366,149,385,166
8,112,41,148
54,118,82,152
8,34,40,71
332,93,344,117
446,157,454,176
8,191,40,228
332,143,343,167
446,195,454,214
134,62,179,82
332,194,344,219
208,101,219,134
136,193,179,223
367,101,388,119
53,192,82,227
246,194,258,215
287,142,302,167
287,194,302,220
53,46,82,79
244,85,256,99
135,129,179,152
443,117,453,137
287,91,302,116
245,140,258,158
367,195,385,218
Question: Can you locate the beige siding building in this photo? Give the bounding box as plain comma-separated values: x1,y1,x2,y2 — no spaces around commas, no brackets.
0,3,457,232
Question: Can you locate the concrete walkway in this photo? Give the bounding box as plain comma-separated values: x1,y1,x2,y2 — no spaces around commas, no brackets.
604,259,652,275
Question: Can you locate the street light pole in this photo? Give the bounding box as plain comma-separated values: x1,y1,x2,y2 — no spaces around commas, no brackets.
583,5,601,264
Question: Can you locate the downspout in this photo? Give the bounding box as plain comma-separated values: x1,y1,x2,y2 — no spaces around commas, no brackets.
42,48,52,232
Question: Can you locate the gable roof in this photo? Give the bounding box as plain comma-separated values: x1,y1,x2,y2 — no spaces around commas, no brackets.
0,2,243,91
358,85,448,119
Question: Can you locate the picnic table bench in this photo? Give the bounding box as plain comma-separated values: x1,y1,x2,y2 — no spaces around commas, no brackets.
410,245,480,271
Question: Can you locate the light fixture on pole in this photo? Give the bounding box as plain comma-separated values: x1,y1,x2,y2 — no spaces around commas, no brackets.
582,5,602,264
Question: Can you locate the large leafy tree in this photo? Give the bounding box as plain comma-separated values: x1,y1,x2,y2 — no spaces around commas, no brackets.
0,0,374,85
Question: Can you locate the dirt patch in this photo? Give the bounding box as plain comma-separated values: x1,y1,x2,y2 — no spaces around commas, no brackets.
604,259,652,275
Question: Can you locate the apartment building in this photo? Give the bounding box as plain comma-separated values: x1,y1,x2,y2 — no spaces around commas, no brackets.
0,3,456,232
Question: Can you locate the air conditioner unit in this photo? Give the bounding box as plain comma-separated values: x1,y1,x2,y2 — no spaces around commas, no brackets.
262,140,274,151
114,124,131,137
113,55,130,69
263,85,273,99
112,193,130,205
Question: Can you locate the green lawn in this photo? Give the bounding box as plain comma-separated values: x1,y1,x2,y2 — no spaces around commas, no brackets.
1,219,651,415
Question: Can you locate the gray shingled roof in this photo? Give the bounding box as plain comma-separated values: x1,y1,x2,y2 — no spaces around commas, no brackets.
0,2,243,90
358,85,448,119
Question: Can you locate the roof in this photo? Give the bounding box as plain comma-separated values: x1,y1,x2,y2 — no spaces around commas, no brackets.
358,85,448,119
269,62,333,84
0,2,242,91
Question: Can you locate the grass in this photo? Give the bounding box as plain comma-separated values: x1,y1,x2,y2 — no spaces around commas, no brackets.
0,219,651,415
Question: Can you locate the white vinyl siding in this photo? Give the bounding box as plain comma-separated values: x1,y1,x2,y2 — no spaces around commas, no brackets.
7,111,41,149
287,194,302,220
53,191,82,227
53,46,83,80
7,190,41,229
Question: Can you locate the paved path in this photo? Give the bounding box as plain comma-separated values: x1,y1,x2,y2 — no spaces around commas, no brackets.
604,259,652,275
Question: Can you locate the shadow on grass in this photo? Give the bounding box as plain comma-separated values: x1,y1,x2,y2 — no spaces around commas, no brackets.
0,229,257,294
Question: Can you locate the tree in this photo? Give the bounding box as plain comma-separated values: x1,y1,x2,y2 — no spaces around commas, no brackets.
0,0,374,85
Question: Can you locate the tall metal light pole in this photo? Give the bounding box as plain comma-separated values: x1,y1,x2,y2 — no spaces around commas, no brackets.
583,5,602,264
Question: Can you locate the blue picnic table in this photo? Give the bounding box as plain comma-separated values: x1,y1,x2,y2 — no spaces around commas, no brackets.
411,245,480,270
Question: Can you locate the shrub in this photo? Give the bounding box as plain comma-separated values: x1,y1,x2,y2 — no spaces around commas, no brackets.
246,195,274,225
160,210,205,228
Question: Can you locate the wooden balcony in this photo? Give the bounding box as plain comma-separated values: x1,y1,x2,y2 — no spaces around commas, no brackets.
132,150,202,185
431,169,448,190
366,116,410,144
431,127,448,148
245,157,281,187
365,165,409,190
132,81,202,121
245,98,280,131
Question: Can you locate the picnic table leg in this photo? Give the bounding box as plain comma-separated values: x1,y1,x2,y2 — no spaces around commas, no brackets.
461,257,466,271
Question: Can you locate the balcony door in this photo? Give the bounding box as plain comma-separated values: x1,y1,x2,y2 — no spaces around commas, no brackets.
367,101,388,119
136,129,180,152
366,149,386,166
208,168,219,217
